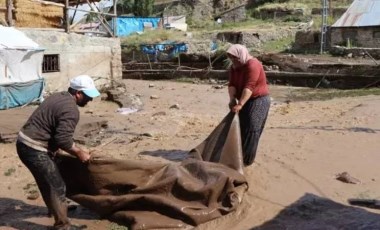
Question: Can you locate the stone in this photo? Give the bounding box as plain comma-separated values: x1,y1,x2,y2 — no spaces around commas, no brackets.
170,104,180,109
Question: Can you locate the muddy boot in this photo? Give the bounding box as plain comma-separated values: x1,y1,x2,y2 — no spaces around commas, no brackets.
66,199,78,212
51,198,71,230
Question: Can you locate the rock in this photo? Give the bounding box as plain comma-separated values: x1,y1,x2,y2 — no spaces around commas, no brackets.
209,79,217,84
149,84,155,88
27,191,40,200
213,85,224,89
150,95,159,99
170,104,180,109
106,91,143,109
141,132,153,137
152,111,166,116
347,53,353,58
335,172,360,184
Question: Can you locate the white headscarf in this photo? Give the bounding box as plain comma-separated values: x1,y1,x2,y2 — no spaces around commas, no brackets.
226,44,253,66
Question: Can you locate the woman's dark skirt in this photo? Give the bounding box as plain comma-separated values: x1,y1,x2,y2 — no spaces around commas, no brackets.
239,95,271,166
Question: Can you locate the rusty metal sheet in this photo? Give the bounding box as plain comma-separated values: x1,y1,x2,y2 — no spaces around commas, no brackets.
332,0,380,27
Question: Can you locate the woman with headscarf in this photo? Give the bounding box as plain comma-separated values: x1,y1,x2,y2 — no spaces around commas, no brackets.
226,44,270,166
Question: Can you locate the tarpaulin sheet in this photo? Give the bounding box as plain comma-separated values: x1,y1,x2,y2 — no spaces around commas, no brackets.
58,112,247,229
114,17,161,37
0,79,44,110
141,42,188,56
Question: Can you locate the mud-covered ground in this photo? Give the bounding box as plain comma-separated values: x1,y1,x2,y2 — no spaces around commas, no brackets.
1,79,380,229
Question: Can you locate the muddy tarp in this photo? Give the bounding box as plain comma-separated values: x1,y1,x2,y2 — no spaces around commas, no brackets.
190,112,244,174
58,113,247,229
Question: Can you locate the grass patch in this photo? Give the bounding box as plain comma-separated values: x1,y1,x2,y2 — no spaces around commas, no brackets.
289,87,380,101
109,222,129,230
192,18,299,32
261,35,294,53
121,30,187,51
255,2,309,11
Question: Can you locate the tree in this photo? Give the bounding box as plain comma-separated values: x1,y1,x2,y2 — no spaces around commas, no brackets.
116,0,154,16
133,0,155,17
117,0,134,15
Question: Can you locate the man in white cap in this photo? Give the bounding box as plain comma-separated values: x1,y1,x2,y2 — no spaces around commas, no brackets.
16,75,100,230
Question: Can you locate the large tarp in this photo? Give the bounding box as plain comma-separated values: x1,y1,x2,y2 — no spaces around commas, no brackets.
114,17,161,37
58,112,247,229
0,79,44,110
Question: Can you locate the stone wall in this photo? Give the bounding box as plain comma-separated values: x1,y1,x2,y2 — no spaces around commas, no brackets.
163,0,246,24
21,29,122,92
253,8,304,20
293,30,322,52
216,28,296,49
330,46,380,59
330,27,380,48
220,5,246,23
311,8,347,18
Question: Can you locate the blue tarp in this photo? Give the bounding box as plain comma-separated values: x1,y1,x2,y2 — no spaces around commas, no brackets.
114,17,161,37
0,79,44,110
140,42,188,57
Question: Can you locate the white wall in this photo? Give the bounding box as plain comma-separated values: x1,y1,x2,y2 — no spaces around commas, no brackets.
21,29,122,92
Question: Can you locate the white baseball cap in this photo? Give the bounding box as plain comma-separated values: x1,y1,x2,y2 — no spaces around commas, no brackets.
69,75,100,98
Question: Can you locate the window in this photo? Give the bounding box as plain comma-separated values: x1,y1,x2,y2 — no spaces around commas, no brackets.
42,54,60,73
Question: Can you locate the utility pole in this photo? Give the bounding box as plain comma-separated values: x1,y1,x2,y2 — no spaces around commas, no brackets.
320,0,329,54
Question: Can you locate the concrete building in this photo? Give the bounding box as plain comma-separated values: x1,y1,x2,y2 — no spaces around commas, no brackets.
22,29,122,92
1,0,122,93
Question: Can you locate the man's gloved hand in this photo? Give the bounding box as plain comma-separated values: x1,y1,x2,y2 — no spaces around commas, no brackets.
77,149,91,163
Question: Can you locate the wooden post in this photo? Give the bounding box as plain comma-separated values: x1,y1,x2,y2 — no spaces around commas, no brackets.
110,61,114,88
85,0,114,37
147,54,152,70
208,53,212,69
113,0,118,37
64,0,69,32
6,0,14,26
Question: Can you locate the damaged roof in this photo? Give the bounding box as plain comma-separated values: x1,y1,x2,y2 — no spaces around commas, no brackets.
332,0,380,27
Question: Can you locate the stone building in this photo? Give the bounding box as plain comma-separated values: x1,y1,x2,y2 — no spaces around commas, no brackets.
330,0,380,48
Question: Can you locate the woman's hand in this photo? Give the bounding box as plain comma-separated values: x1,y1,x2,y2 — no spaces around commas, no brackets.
231,104,243,113
229,99,236,109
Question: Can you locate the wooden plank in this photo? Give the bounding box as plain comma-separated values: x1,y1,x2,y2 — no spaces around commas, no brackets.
31,0,64,7
85,0,113,37
71,30,109,35
6,0,13,26
123,69,380,80
66,6,116,17
65,0,69,32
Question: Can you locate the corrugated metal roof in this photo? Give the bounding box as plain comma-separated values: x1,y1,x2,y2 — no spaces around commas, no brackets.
332,0,380,27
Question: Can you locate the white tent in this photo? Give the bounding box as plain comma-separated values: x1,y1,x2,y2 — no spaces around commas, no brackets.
0,26,45,110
